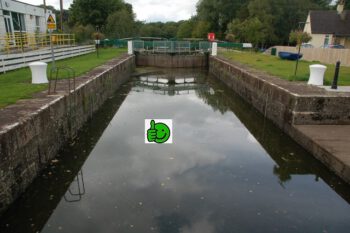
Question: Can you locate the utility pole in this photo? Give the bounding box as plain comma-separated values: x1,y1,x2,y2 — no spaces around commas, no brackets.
60,0,63,32
43,0,46,14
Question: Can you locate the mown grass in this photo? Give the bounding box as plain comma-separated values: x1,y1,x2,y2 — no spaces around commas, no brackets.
220,50,350,86
0,47,126,108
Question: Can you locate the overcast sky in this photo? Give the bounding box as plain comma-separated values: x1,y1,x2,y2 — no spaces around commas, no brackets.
18,0,197,22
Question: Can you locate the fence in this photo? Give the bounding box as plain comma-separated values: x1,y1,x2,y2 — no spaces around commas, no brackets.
0,45,95,73
273,46,350,67
131,40,213,53
0,33,76,54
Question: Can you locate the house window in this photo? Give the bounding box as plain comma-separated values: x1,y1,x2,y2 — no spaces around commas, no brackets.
11,12,26,31
324,35,330,45
35,16,40,31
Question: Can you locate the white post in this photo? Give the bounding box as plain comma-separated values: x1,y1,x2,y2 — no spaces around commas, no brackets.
212,42,218,56
128,41,133,55
308,64,327,86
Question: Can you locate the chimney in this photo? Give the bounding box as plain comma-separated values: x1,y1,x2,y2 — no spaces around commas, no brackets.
337,0,346,20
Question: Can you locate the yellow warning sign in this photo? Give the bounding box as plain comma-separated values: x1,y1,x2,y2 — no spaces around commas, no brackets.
46,13,57,30
47,15,55,24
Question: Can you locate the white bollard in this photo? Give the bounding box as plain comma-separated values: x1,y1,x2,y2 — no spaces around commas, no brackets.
308,64,327,86
128,41,133,55
211,42,218,56
29,62,48,84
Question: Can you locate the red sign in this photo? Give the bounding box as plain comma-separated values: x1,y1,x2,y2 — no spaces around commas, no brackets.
208,33,215,41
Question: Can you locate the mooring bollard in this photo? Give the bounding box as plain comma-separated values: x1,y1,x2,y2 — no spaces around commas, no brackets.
29,62,48,84
308,64,327,86
331,61,341,90
128,41,133,55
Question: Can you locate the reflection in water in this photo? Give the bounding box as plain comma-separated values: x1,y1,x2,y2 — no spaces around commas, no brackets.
63,170,86,203
0,69,349,233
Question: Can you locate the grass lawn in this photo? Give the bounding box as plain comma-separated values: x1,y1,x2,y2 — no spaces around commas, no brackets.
220,50,350,86
0,47,126,108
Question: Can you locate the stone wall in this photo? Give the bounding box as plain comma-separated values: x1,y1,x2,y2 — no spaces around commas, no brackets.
209,56,350,127
209,56,350,185
135,53,208,68
0,55,135,214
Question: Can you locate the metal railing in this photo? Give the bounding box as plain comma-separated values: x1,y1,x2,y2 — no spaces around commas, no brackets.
132,40,213,53
0,33,76,54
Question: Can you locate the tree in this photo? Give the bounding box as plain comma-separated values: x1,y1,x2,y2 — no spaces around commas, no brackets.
69,0,125,27
196,0,249,38
289,30,312,45
177,20,194,38
192,21,210,38
106,9,135,38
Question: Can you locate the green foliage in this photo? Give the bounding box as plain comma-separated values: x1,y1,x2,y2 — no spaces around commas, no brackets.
177,20,194,38
289,30,312,45
106,9,136,38
227,17,270,47
225,33,236,42
196,0,247,38
71,24,95,43
69,0,125,27
137,22,180,38
192,21,210,38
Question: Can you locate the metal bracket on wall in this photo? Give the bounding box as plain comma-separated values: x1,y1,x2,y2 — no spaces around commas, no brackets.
48,66,76,95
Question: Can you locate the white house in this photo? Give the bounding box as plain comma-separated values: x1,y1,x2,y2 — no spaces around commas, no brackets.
304,1,350,48
0,0,52,50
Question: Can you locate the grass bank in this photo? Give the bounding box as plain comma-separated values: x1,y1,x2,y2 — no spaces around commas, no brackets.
220,50,350,86
0,48,126,108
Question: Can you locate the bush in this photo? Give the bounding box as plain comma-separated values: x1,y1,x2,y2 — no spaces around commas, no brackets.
71,24,95,43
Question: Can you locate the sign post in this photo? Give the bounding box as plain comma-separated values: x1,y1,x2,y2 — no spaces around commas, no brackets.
46,12,57,69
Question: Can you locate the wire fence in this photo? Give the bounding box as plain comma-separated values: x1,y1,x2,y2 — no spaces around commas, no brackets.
0,33,76,54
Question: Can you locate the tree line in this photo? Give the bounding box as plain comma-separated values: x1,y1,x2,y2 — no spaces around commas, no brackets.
47,0,348,47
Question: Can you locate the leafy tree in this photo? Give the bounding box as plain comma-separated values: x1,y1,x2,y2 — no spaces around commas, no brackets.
289,30,312,45
71,24,95,42
227,17,269,47
162,22,180,38
196,0,249,38
192,21,210,38
69,0,125,27
177,20,194,38
138,23,163,37
106,9,135,38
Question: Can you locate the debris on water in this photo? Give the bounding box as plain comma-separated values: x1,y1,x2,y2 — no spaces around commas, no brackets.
130,224,134,228
166,177,171,180
161,183,165,187
200,196,205,200
58,226,63,230
139,202,143,206
51,159,59,163
66,170,71,173
48,172,52,176
169,157,175,160
249,190,253,193
289,152,295,156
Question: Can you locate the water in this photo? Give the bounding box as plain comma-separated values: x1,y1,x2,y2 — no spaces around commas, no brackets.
1,69,350,233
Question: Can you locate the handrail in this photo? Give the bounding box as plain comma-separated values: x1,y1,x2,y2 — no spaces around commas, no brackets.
0,33,76,54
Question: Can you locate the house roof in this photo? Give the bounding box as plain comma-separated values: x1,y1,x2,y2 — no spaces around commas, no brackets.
310,10,350,36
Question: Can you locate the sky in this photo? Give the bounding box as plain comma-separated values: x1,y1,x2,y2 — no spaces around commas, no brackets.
18,0,197,22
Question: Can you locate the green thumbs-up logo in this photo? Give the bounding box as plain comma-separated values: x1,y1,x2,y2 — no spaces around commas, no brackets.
145,119,172,144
